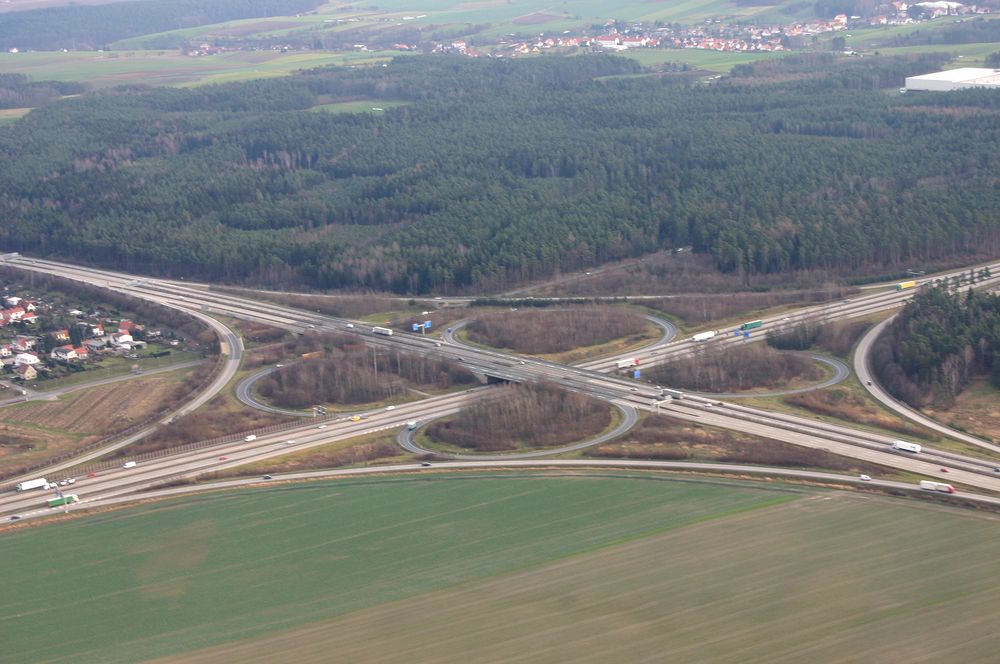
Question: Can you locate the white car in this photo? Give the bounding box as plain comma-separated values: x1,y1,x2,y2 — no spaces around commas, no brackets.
385,405,395,411
346,323,354,328
859,474,872,481
122,461,137,469
317,425,327,429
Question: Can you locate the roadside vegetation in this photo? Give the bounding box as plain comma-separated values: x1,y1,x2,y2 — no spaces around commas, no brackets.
465,307,647,355
587,414,885,475
644,345,822,393
257,334,476,409
767,318,872,358
783,387,929,439
872,286,1000,408
426,383,611,452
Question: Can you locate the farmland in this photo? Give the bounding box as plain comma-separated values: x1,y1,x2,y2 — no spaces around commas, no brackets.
0,49,398,88
4,474,1000,662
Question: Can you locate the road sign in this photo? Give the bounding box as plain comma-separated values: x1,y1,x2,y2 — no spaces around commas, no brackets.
423,320,432,328
743,331,750,339
412,323,420,332
633,370,641,379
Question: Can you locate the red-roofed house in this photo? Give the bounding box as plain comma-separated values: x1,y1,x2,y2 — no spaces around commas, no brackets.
51,345,77,361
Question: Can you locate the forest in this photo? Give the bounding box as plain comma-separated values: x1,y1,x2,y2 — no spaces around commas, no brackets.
871,285,1000,408
1,53,998,294
0,0,324,51
0,75,86,111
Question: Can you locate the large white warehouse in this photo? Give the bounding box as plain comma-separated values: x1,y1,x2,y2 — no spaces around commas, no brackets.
904,68,1000,92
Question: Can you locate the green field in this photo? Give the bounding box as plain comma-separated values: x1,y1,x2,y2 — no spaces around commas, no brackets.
0,50,399,88
4,474,1000,662
0,474,789,662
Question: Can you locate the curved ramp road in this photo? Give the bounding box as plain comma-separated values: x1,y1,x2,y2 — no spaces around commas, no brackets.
396,401,638,460
855,317,1000,455
235,365,312,417
694,354,850,399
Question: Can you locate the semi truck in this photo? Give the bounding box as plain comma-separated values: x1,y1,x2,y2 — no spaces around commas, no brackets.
372,326,393,336
47,494,79,508
891,440,922,454
896,280,917,291
739,320,764,331
919,480,955,494
691,330,716,342
616,358,639,369
15,478,50,492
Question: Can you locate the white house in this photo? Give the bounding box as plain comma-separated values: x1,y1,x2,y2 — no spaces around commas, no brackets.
51,345,77,361
109,332,133,348
14,352,40,366
4,296,21,307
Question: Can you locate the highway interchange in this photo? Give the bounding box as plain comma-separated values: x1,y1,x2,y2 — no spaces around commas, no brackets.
2,254,1000,521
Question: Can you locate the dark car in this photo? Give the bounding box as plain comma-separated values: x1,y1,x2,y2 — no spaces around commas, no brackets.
263,475,273,480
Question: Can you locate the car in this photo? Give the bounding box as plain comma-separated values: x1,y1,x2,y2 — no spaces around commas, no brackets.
9,515,21,521
346,323,354,328
630,387,637,392
65,478,75,485
386,405,395,411
435,341,442,347
87,472,97,478
58,479,69,486
122,461,137,469
285,440,296,445
308,324,316,329
263,475,273,480
859,474,872,481
940,467,949,473
421,462,432,467
219,456,229,461
317,424,327,429
993,467,1000,473
519,360,526,364
457,357,464,361
866,380,873,386
703,402,712,408
275,363,284,368
351,415,362,422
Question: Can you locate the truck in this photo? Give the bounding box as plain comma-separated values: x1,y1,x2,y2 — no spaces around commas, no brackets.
739,320,764,331
15,478,49,492
691,330,716,342
407,420,418,430
372,326,393,336
659,388,685,400
244,434,257,442
891,440,922,454
47,494,79,508
616,358,639,369
896,280,917,291
919,480,955,494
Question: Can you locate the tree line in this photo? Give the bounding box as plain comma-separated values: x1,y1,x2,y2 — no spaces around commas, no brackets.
871,286,1000,408
1,53,998,293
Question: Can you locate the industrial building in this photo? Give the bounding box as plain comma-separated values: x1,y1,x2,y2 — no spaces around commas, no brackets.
904,68,1000,92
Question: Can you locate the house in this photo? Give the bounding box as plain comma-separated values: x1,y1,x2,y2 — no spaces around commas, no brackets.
21,311,38,324
109,332,133,348
69,309,83,317
13,352,40,366
14,364,37,381
73,346,89,360
84,338,106,352
23,301,37,312
51,345,77,361
3,295,21,307
13,335,36,351
1,307,25,324
117,319,143,334
77,321,103,337
0,344,11,358
54,329,71,342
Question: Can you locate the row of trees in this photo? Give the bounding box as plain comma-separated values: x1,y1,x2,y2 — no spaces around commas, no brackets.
1,54,997,293
871,287,1000,407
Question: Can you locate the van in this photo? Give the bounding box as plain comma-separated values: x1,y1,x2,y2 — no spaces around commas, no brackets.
244,434,257,442
122,461,137,469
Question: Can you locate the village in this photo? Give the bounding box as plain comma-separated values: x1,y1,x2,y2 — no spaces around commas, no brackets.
0,291,179,386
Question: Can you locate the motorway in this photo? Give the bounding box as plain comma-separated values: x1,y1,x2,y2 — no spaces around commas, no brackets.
3,254,1000,515
10,460,1000,524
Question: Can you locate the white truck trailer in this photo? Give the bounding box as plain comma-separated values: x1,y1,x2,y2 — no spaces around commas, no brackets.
691,330,717,342
15,478,50,492
919,480,955,494
891,440,922,454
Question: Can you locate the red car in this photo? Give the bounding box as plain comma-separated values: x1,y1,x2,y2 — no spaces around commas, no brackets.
87,472,97,478
219,456,229,461
940,468,949,473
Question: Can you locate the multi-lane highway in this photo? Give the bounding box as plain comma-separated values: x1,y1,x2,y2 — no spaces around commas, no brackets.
3,254,1000,515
